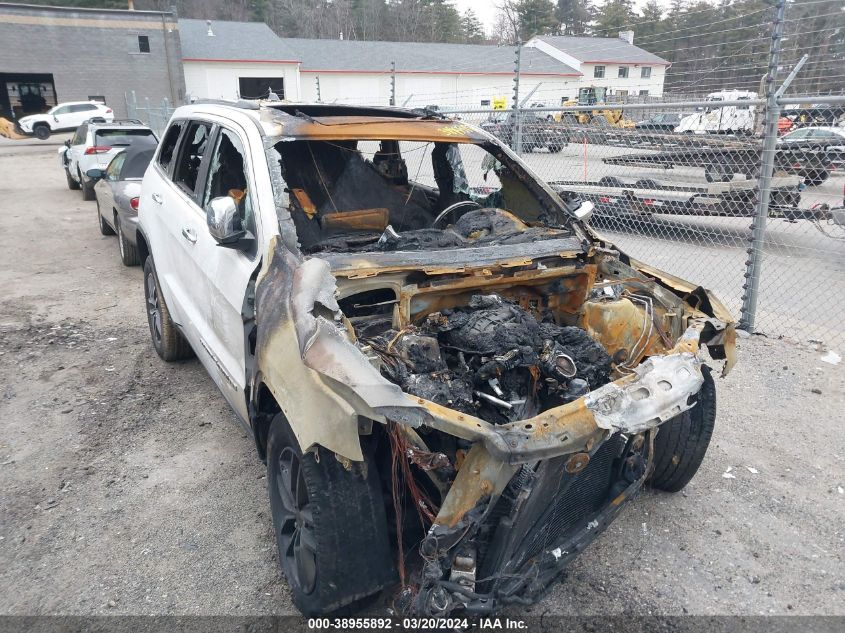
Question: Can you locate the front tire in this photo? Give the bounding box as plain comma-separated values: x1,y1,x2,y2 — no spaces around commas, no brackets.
96,201,115,236
116,216,140,266
143,257,193,361
650,366,716,492
267,414,394,615
81,171,96,201
33,124,50,140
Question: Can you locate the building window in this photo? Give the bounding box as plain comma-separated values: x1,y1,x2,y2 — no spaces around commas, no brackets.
618,66,629,78
639,89,650,96
641,67,652,79
617,90,629,97
593,65,605,79
238,77,284,100
480,99,491,106
138,35,150,53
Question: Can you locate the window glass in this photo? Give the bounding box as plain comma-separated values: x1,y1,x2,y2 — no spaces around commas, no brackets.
157,121,184,174
106,153,126,180
593,66,605,78
641,67,652,79
639,89,649,96
52,105,71,115
203,129,254,235
173,122,211,195
95,128,157,149
71,125,87,145
121,148,155,180
618,67,629,78
138,35,150,53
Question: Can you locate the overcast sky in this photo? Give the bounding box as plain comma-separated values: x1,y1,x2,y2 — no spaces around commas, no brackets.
453,0,676,33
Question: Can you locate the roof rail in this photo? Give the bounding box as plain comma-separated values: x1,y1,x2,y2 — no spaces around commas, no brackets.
192,98,261,110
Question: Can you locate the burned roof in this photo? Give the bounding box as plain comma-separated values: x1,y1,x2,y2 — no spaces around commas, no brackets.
263,107,489,143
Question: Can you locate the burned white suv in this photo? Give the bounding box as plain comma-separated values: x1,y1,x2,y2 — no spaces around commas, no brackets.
137,102,736,617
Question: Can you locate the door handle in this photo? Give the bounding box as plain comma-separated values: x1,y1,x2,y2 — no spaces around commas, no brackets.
181,227,197,244
151,193,163,204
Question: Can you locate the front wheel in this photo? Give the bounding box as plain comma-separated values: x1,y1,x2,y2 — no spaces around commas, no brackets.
116,216,140,266
33,125,50,140
650,366,716,492
96,201,115,236
267,415,394,615
81,174,96,201
705,162,732,183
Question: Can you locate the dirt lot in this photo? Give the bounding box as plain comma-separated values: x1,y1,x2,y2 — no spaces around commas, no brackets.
1,140,843,618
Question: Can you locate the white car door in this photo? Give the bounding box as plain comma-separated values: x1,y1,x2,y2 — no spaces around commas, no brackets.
176,123,261,422
49,104,74,131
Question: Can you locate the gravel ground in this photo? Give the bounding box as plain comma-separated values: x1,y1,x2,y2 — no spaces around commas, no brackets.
1,141,843,618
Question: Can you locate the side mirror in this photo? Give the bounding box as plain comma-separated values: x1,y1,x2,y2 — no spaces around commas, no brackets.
64,139,71,148
86,168,104,180
572,200,594,223
205,196,253,249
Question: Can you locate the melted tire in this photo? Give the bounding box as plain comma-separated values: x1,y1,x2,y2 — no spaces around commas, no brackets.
266,415,395,616
650,366,716,492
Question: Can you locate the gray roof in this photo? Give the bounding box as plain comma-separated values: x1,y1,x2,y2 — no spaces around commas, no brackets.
536,36,668,65
283,38,580,76
179,19,300,62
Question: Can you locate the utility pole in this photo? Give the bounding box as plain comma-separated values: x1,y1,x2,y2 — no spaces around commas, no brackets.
390,61,396,107
512,41,523,154
315,76,321,103
739,0,786,332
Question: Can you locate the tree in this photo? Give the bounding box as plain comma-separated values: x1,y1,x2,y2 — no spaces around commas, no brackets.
516,0,558,39
460,9,486,43
593,0,635,36
555,0,591,35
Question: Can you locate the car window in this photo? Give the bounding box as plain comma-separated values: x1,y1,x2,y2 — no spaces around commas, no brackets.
120,149,155,180
786,129,809,140
71,125,87,145
70,104,96,113
202,128,255,235
157,121,184,174
106,153,126,180
173,121,211,196
51,105,71,115
94,129,157,149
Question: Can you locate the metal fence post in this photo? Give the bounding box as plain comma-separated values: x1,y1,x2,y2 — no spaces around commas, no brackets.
739,0,786,332
512,41,523,155
390,61,396,107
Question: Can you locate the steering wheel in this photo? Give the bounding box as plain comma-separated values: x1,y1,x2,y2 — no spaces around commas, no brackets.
431,200,482,229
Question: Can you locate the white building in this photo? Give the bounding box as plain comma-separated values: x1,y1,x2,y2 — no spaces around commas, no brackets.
178,19,668,108
526,32,669,98
285,38,581,110
180,19,301,102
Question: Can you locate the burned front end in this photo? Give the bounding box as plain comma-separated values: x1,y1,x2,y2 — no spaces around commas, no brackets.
252,109,736,616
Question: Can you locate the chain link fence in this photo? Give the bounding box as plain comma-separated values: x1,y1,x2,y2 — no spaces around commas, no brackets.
124,90,175,136
437,98,845,347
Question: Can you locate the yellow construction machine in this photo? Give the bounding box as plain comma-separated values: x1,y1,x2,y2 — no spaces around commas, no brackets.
557,87,635,128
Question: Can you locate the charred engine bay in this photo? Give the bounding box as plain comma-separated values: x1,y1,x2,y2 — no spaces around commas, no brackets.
354,294,612,425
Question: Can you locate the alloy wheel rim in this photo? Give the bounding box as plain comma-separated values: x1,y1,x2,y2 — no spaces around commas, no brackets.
274,447,317,594
145,274,161,342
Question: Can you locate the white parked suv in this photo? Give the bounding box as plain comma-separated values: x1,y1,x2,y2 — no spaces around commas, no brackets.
136,101,735,617
17,100,113,140
60,119,157,200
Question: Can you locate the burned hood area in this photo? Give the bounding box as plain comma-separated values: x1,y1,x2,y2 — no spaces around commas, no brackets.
363,294,613,425
252,115,736,616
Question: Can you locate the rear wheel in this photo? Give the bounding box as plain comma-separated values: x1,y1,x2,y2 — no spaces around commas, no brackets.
116,216,140,266
66,168,80,190
143,257,193,361
705,162,733,183
267,415,394,615
650,366,716,492
33,124,50,140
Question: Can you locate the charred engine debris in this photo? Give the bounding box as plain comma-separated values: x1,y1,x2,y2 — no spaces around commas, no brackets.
357,294,612,426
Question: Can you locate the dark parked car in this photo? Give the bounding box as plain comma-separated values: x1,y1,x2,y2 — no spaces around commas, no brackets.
635,113,687,132
776,126,845,186
88,146,155,266
480,110,568,152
